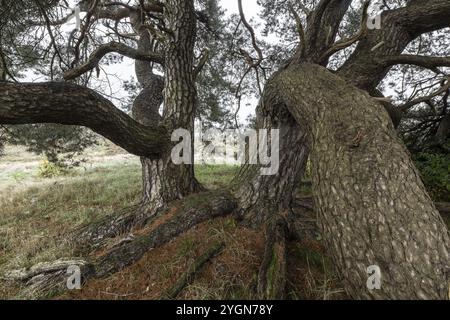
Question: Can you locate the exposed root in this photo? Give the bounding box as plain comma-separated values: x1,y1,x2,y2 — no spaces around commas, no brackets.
3,191,237,299
70,203,163,253
161,241,225,299
2,259,91,299
257,214,287,300
93,192,236,277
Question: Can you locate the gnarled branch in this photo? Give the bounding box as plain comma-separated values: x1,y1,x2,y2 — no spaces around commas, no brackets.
64,41,165,80
376,55,450,70
338,0,450,90
319,0,370,62
0,82,168,158
400,78,450,112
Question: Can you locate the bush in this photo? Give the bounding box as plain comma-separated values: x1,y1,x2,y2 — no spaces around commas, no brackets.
414,152,450,202
38,157,67,178
6,124,98,167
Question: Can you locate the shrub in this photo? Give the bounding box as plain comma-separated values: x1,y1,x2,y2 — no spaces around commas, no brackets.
414,152,450,202
38,157,67,178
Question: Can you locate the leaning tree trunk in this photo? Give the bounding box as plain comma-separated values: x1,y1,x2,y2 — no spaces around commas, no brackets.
233,100,309,227
232,97,310,299
265,62,450,300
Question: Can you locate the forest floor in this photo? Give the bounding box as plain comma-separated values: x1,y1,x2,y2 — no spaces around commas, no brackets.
0,144,345,299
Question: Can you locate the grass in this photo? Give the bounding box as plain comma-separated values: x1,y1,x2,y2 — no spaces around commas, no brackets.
195,164,239,189
0,164,142,270
61,217,263,300
0,145,340,300
0,146,239,279
286,240,346,300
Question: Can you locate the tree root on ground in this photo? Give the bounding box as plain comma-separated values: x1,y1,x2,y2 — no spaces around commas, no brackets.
69,203,165,253
256,214,287,300
2,192,353,300
161,241,225,299
2,191,237,299
1,259,91,299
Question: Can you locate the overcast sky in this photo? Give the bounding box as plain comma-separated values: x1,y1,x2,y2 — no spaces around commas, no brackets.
218,0,261,123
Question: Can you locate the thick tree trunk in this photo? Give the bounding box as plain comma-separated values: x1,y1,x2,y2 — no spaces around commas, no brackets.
233,0,354,227
234,101,309,226
132,0,202,210
155,0,202,200
265,63,450,300
131,26,170,210
66,1,204,247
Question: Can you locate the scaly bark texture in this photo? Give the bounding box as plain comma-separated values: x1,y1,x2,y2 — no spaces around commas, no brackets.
130,10,167,210
152,0,203,202
265,62,450,299
0,82,168,158
234,101,309,226
337,0,450,91
132,0,202,209
233,0,353,227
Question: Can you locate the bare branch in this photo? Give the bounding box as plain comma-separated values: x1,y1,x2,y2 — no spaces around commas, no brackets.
237,0,263,66
401,78,450,112
338,0,450,90
297,1,312,16
319,0,370,62
288,2,306,57
35,0,66,68
377,55,450,70
193,49,209,78
63,41,165,80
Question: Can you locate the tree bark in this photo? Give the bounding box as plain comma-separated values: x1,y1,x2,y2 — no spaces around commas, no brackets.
233,0,355,227
257,214,287,299
0,82,168,158
265,62,450,300
158,0,203,200
131,0,202,210
233,101,309,226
